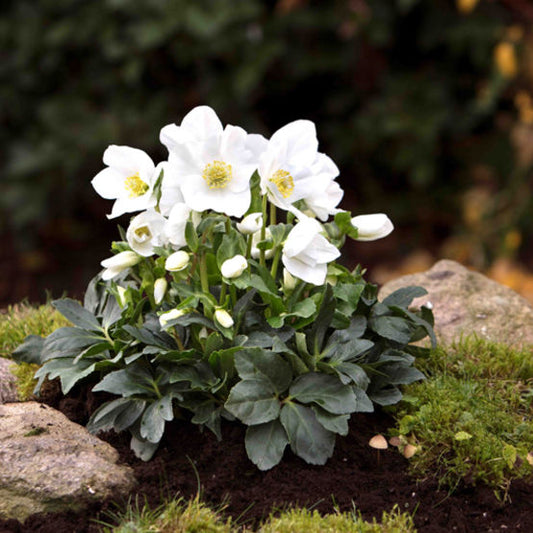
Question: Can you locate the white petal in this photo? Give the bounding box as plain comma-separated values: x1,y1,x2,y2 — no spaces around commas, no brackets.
283,217,322,258
103,145,155,176
91,167,126,200
180,106,224,141
269,120,318,165
282,254,327,285
164,203,191,247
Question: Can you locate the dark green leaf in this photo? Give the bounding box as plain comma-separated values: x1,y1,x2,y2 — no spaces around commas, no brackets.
34,357,96,394
12,335,44,364
382,286,427,308
334,362,370,388
353,387,374,412
311,406,349,436
43,327,105,359
369,316,412,344
245,419,288,471
234,348,292,393
185,219,199,252
369,386,403,406
140,395,173,443
280,402,335,465
87,398,146,434
225,378,280,425
52,298,101,331
289,373,357,414
92,366,154,396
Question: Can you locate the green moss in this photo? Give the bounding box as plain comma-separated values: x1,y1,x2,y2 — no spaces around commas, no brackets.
0,303,70,358
393,337,533,496
259,505,416,533
0,303,70,399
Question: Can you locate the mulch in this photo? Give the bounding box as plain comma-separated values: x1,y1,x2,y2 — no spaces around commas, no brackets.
1,381,532,533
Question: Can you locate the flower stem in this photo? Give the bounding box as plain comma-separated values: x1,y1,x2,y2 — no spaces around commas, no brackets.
199,252,209,295
270,246,281,279
260,194,268,267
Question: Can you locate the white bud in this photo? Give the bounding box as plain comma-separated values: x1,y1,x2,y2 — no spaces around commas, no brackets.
165,250,190,272
159,308,187,327
283,268,297,291
221,255,248,279
214,308,234,328
153,277,168,305
116,285,127,307
101,251,141,280
236,212,263,235
351,214,394,241
251,228,274,259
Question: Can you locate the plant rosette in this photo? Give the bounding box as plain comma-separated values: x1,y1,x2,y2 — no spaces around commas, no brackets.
13,106,436,470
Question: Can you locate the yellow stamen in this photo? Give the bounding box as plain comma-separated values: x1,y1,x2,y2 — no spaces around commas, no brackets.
202,160,233,189
270,169,294,199
134,226,151,241
125,173,149,198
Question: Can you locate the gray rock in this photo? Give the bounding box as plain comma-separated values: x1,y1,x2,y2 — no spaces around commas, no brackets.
0,402,136,521
379,259,533,348
0,358,18,404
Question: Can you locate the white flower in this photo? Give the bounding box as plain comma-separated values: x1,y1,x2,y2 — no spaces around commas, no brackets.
221,255,248,279
91,145,159,218
100,251,141,280
165,250,190,271
302,154,343,221
214,308,234,328
159,308,187,327
160,106,266,217
236,212,263,235
351,214,394,241
258,120,328,212
282,217,340,285
126,210,167,257
251,228,275,259
164,203,192,248
154,277,168,305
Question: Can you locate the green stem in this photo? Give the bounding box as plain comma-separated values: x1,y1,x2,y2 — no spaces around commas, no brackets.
199,252,209,295
260,194,268,267
219,281,227,306
270,246,281,279
270,202,277,226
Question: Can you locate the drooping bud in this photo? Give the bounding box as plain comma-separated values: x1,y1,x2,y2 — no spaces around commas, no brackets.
236,212,263,235
214,308,234,328
153,277,168,305
159,308,187,327
221,255,248,279
165,250,190,272
283,268,297,291
351,214,394,242
101,251,141,280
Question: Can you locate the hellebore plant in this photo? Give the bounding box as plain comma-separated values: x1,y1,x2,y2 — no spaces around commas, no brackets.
14,106,435,469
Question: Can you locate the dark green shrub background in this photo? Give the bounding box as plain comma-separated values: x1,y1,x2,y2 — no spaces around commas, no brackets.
2,0,532,303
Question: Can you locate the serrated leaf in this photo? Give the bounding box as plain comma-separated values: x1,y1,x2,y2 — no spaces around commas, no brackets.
280,403,335,465
43,327,105,358
311,406,350,436
353,387,374,412
52,298,101,331
87,398,146,434
34,357,96,394
234,348,292,393
245,419,289,471
381,286,427,308
334,362,370,388
225,378,280,425
289,372,357,414
140,395,174,443
369,315,412,344
92,366,153,396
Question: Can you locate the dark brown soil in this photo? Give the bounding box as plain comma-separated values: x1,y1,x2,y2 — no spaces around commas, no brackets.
1,383,532,533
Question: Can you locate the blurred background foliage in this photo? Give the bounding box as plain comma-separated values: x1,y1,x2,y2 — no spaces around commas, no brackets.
2,0,533,305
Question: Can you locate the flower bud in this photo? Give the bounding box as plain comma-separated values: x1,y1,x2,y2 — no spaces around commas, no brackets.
251,228,274,259
236,212,263,235
153,277,168,305
283,268,297,291
165,250,190,272
350,214,394,241
221,255,248,279
116,285,127,307
159,308,187,327
101,251,141,280
214,308,234,328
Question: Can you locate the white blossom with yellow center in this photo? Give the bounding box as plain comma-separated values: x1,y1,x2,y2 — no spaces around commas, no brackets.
91,145,160,219
125,210,167,257
258,120,336,213
160,106,267,217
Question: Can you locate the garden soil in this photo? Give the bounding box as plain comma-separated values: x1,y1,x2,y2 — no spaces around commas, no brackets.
1,383,532,533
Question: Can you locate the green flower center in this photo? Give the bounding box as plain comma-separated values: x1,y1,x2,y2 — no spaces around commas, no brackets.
125,173,149,198
270,169,294,199
202,160,233,189
134,226,151,242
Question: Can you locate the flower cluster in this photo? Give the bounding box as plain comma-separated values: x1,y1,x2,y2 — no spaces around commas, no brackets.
14,106,433,470
94,106,393,292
